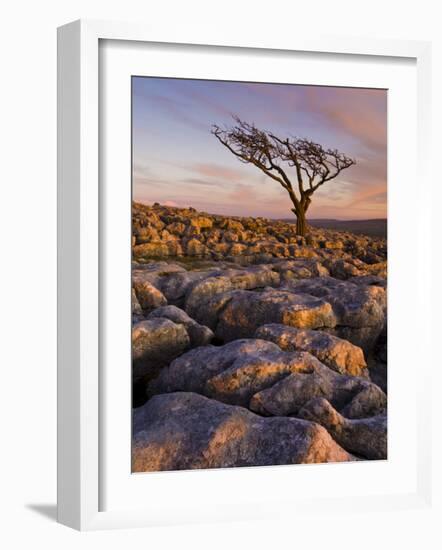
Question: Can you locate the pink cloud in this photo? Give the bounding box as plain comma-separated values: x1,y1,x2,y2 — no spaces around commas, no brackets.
305,87,387,154
228,184,257,202
191,162,245,181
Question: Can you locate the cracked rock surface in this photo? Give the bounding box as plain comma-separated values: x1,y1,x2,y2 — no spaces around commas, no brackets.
131,202,388,469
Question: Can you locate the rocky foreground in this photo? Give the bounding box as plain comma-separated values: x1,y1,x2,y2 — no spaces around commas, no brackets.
131,202,387,471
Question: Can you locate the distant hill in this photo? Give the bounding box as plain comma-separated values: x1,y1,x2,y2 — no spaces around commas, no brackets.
280,218,387,238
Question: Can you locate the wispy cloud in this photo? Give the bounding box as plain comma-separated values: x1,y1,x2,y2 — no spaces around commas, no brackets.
305,87,387,154
191,162,245,181
345,184,387,209
136,92,210,133
132,78,387,219
181,177,221,187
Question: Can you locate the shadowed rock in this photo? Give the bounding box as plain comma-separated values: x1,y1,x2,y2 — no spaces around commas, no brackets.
132,261,186,296
283,277,386,352
132,288,144,323
132,392,355,471
132,273,168,312
146,305,213,347
204,350,323,406
249,363,386,419
270,259,329,281
324,258,365,279
132,318,189,380
156,269,221,305
366,261,387,279
298,397,387,459
283,277,386,327
149,339,282,397
132,279,167,312
348,275,387,288
254,324,367,377
149,338,385,416
133,261,186,281
185,289,239,331
185,266,280,320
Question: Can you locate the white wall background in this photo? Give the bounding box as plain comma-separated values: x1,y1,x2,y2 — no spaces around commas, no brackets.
0,1,440,548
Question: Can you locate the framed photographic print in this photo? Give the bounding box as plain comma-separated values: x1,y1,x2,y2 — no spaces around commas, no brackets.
57,20,432,530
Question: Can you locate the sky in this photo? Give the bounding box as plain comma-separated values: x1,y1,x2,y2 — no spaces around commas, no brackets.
132,77,387,220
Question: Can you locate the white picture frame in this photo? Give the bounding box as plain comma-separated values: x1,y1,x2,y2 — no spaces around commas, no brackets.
57,19,432,531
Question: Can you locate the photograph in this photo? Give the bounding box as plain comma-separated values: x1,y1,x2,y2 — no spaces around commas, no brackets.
130,77,388,472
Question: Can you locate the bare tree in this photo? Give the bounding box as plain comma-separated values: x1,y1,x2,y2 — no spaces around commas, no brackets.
212,116,355,236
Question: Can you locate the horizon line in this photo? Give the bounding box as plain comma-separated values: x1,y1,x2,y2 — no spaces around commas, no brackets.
133,200,387,222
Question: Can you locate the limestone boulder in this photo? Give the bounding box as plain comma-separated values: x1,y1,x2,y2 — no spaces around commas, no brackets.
132,275,167,312
229,243,248,256
185,267,280,320
155,269,221,306
249,363,386,419
132,261,186,284
271,259,329,281
166,221,186,235
132,392,355,471
320,240,344,250
132,288,144,323
215,288,337,341
283,277,387,352
366,261,387,279
135,225,160,244
185,238,208,256
149,337,384,417
190,216,213,230
146,305,213,347
132,318,190,381
348,275,387,288
324,258,365,280
254,324,367,377
204,350,323,407
133,242,170,259
149,338,281,396
298,397,387,460
283,277,386,328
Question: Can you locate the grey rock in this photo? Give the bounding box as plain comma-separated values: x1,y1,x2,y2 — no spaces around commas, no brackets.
271,259,329,281
156,269,220,305
132,392,355,471
132,271,168,312
132,318,190,380
133,280,167,312
216,288,337,342
324,258,365,279
283,277,386,353
149,338,281,397
146,305,213,347
298,397,387,459
348,275,387,288
283,277,386,327
249,361,386,419
132,288,144,323
254,324,367,377
185,266,280,320
132,262,186,287
150,338,385,417
205,350,323,407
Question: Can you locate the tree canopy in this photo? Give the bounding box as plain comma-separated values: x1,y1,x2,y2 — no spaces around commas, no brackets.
212,116,356,235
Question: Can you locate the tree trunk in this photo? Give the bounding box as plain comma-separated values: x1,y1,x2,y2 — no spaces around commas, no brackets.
295,209,307,236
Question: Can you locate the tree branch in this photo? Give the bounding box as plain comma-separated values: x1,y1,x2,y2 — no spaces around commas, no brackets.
211,117,355,226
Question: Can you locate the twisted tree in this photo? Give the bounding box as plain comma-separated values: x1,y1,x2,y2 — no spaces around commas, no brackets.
212,116,355,236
